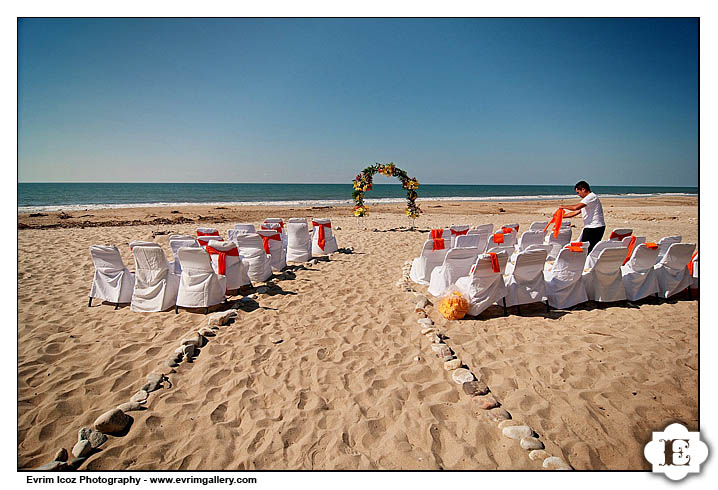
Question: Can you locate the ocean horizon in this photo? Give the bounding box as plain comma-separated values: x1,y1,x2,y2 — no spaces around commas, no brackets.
17,183,698,213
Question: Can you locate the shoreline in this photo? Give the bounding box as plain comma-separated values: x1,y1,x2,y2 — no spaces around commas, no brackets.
17,195,698,230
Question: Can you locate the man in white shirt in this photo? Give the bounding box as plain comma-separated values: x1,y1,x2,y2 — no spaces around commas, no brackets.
559,181,606,253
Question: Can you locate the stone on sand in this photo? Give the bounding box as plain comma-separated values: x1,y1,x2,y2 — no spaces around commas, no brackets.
462,380,489,397
417,318,434,326
207,309,236,326
520,437,544,450
502,425,534,440
72,440,92,458
444,358,461,370
452,368,474,384
528,449,550,461
54,448,68,462
117,401,145,412
93,408,131,434
543,456,572,470
88,430,108,448
473,394,499,410
487,407,511,422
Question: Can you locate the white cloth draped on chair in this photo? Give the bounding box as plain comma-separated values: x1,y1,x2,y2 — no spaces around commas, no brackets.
655,242,695,298
455,251,509,316
235,233,273,282
428,247,481,297
257,229,287,271
197,227,220,237
504,248,548,308
528,221,549,232
311,218,338,255
88,245,135,306
621,243,660,301
233,223,256,233
169,238,200,274
516,230,545,253
286,221,312,262
130,245,180,312
656,236,682,263
449,225,470,247
410,239,449,285
473,224,494,235
544,244,588,309
454,234,481,249
175,247,227,310
583,246,628,302
205,240,251,290
545,227,572,260
129,240,161,250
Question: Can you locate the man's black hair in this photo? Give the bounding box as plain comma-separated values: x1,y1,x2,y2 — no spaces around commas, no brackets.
575,181,591,192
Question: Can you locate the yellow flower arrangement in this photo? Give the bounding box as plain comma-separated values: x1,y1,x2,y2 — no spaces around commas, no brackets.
438,291,470,320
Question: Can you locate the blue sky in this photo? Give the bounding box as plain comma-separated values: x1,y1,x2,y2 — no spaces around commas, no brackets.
18,18,698,186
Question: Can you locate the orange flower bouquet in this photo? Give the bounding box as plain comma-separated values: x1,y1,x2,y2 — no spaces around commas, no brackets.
438,291,469,320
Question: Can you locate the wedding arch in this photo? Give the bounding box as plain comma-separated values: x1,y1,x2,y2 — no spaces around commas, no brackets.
351,162,422,223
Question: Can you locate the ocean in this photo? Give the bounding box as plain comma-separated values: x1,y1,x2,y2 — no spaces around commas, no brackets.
17,183,698,213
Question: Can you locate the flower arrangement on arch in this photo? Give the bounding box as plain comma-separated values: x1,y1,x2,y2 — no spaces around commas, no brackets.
351,162,422,222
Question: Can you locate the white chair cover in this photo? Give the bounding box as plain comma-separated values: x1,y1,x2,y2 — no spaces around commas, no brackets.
621,243,660,301
197,227,220,237
409,240,449,285
585,239,627,269
454,234,481,249
286,221,312,262
655,243,696,298
311,218,338,254
233,223,256,234
169,234,195,241
197,236,214,248
583,247,628,302
656,236,682,263
169,238,200,274
516,231,545,252
176,247,227,309
89,245,135,305
449,225,470,247
206,240,251,290
129,240,161,250
608,228,633,241
288,217,307,223
235,233,273,282
455,251,509,316
529,221,549,232
261,219,288,251
257,229,287,272
428,247,480,297
466,229,490,253
473,224,494,235
504,248,548,307
488,230,517,249
544,246,588,309
130,246,180,312
545,227,572,260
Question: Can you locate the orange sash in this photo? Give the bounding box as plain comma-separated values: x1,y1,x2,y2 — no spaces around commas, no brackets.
645,242,658,249
205,245,239,275
262,222,284,233
622,236,638,265
544,209,565,239
609,230,632,240
197,230,220,237
488,252,500,273
450,228,469,237
567,242,583,252
502,225,519,233
687,251,698,275
312,221,332,251
492,233,505,244
260,233,281,254
431,229,445,250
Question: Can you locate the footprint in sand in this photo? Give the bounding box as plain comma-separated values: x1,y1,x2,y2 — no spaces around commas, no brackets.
210,403,227,424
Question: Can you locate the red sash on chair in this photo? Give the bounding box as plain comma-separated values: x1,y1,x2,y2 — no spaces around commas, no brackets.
197,230,220,237
260,233,282,254
450,228,469,237
502,225,519,233
431,229,445,250
488,252,500,273
205,245,239,275
645,242,658,249
312,221,332,251
544,209,565,239
492,233,505,244
622,236,638,265
567,242,584,253
687,251,698,275
609,230,632,240
262,222,284,233
197,237,212,248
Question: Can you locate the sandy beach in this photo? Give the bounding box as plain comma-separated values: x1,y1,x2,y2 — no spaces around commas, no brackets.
17,196,698,471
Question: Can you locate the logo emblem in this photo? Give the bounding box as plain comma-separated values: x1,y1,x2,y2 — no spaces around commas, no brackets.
644,423,708,480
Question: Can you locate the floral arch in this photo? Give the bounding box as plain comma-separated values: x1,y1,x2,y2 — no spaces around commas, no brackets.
352,162,422,221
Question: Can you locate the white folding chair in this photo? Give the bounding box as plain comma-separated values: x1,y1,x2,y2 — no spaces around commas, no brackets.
428,247,481,297
583,247,628,303
409,239,449,285
258,229,287,272
544,245,588,309
585,239,627,269
455,251,509,317
129,240,161,250
88,245,135,308
235,233,273,282
169,238,200,274
205,240,251,290
454,233,481,249
528,221,549,232
516,230,545,252
449,225,470,247
175,247,227,313
608,228,633,241
473,224,494,235
621,243,660,301
504,248,548,311
311,218,338,254
286,221,312,262
467,229,490,253
545,227,572,260
656,236,682,263
130,245,180,312
261,219,288,251
654,243,696,299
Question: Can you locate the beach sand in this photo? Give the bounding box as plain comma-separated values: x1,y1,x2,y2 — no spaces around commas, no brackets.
17,196,698,470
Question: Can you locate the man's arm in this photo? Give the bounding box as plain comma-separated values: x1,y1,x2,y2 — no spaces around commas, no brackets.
559,202,586,212
563,210,581,218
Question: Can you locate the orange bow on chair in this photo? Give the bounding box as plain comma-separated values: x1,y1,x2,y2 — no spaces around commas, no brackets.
450,228,469,237
312,221,332,251
567,242,584,253
260,233,282,254
205,245,239,275
544,208,565,239
492,233,505,244
622,236,638,265
431,229,445,250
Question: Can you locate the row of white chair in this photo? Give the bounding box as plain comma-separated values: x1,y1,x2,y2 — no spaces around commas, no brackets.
420,240,696,317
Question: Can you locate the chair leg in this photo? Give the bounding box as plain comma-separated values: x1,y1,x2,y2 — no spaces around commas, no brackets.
687,287,692,301
502,298,508,317
205,307,209,315
516,304,521,316
114,303,119,310
88,297,92,307
175,306,179,315
545,300,550,313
